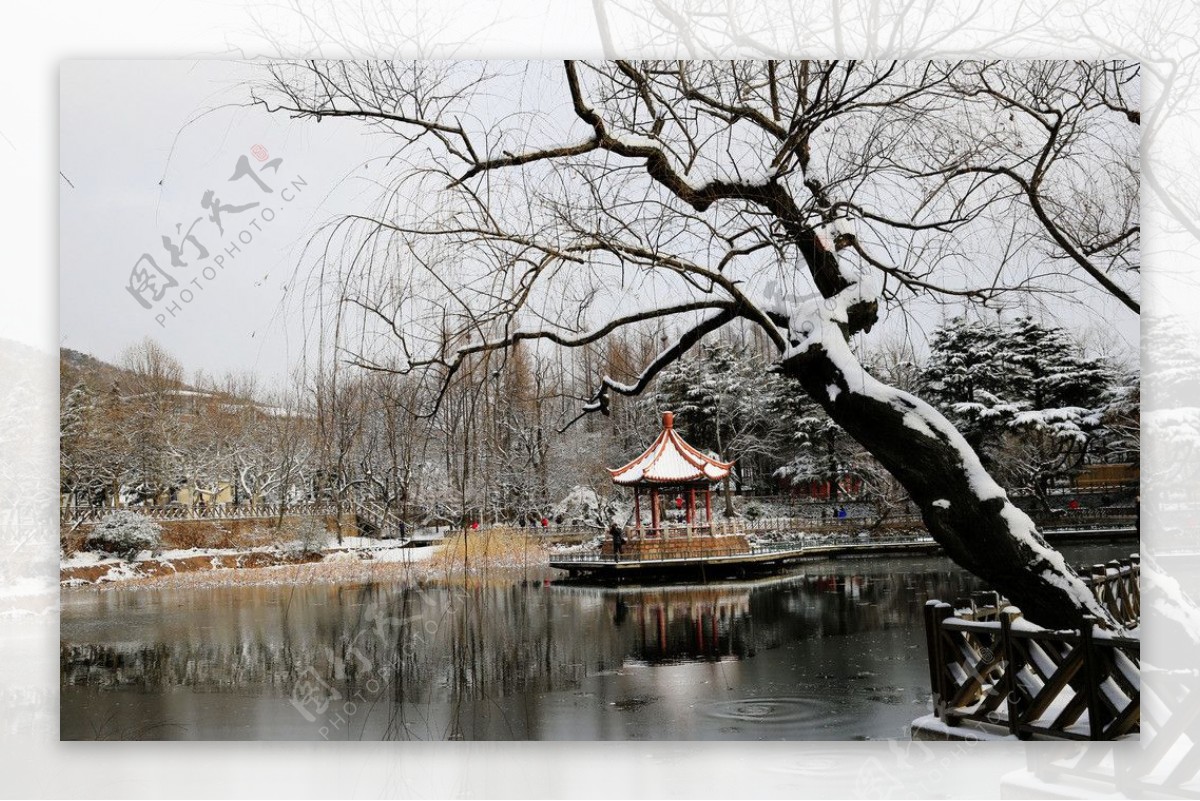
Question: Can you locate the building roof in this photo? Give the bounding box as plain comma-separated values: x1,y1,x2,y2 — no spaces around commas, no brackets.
609,412,734,486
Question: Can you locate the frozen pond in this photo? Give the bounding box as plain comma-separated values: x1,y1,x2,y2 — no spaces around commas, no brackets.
60,541,1135,740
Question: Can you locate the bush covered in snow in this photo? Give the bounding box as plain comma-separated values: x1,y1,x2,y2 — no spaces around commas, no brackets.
277,517,331,560
84,510,163,560
552,485,617,527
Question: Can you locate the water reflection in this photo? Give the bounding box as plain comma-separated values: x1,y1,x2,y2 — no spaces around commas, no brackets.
60,543,1134,740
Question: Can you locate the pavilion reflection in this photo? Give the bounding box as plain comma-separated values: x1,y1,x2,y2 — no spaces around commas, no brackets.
613,585,753,664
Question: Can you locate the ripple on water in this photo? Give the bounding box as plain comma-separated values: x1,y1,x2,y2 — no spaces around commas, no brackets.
699,696,832,727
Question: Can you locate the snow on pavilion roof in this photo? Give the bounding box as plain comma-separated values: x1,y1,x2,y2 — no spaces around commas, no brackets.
609,411,734,486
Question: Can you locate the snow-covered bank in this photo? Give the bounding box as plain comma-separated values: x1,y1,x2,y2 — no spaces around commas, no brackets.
60,528,564,591
60,538,446,590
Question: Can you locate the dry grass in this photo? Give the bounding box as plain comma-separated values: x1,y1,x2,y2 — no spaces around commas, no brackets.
73,530,551,593
111,558,429,591
429,528,546,575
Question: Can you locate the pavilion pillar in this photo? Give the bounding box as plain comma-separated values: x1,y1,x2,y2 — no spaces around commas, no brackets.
634,488,642,540
650,487,660,537
688,487,696,533
704,487,713,536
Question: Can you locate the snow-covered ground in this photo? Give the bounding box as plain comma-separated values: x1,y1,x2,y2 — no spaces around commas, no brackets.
61,536,444,587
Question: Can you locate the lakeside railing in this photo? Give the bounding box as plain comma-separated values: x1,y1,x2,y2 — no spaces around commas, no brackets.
348,498,407,539
555,532,938,564
923,555,1140,741
1087,558,1141,625
725,485,1137,505
519,510,1134,542
61,501,341,525
61,504,1136,539
519,515,930,541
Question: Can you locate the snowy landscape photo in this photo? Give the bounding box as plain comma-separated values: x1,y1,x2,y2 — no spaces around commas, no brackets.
59,59,1141,741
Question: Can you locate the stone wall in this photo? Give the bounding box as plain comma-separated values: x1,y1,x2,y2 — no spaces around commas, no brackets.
600,533,750,559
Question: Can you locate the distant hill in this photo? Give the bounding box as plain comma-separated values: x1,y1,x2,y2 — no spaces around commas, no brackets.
59,347,291,417
60,347,111,372
59,347,134,394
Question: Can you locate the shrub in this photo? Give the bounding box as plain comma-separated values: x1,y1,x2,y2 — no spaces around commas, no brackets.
84,510,163,560
243,524,281,549
167,523,235,550
278,517,331,560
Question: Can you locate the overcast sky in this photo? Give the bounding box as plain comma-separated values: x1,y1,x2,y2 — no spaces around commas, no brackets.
60,60,1143,389
59,60,387,386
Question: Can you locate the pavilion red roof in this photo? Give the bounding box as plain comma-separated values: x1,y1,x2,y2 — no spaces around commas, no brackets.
609,411,734,486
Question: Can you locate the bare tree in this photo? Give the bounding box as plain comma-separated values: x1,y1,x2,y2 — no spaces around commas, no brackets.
260,60,1138,628
117,338,187,504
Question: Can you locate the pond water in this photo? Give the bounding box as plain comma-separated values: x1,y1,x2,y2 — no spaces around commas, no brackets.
60,541,1135,740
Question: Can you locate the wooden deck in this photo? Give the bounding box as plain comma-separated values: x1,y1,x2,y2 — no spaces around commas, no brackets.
550,533,941,579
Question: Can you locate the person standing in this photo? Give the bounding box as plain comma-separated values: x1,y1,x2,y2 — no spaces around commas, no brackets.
609,523,624,561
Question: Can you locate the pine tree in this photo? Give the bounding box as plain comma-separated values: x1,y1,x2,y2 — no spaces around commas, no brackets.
655,340,794,513
922,315,1118,510
921,316,1018,461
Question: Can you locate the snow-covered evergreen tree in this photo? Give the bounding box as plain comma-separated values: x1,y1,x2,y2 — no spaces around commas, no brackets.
771,388,862,502
923,316,1118,509
921,317,1020,460
655,340,794,511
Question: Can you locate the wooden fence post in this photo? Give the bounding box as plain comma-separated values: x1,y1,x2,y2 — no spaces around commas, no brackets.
1000,610,1021,738
924,602,954,719
1080,614,1103,740
923,602,939,711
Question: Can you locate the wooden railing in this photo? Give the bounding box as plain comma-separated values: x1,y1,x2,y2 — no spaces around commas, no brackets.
61,502,340,525
518,514,932,542
562,531,937,563
349,498,406,539
624,519,750,540
923,555,1140,741
1038,509,1139,527
1087,558,1141,626
559,539,821,564
63,502,1136,541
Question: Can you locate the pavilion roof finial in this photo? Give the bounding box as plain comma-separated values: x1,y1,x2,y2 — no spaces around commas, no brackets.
662,411,674,429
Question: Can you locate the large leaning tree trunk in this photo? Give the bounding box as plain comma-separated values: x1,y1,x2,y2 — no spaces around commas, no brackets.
260,60,1138,630
781,320,1112,630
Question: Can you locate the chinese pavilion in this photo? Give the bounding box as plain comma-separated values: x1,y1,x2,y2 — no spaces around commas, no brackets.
606,411,749,559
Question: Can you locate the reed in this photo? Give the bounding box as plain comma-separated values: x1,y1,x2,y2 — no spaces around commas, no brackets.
430,527,547,577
